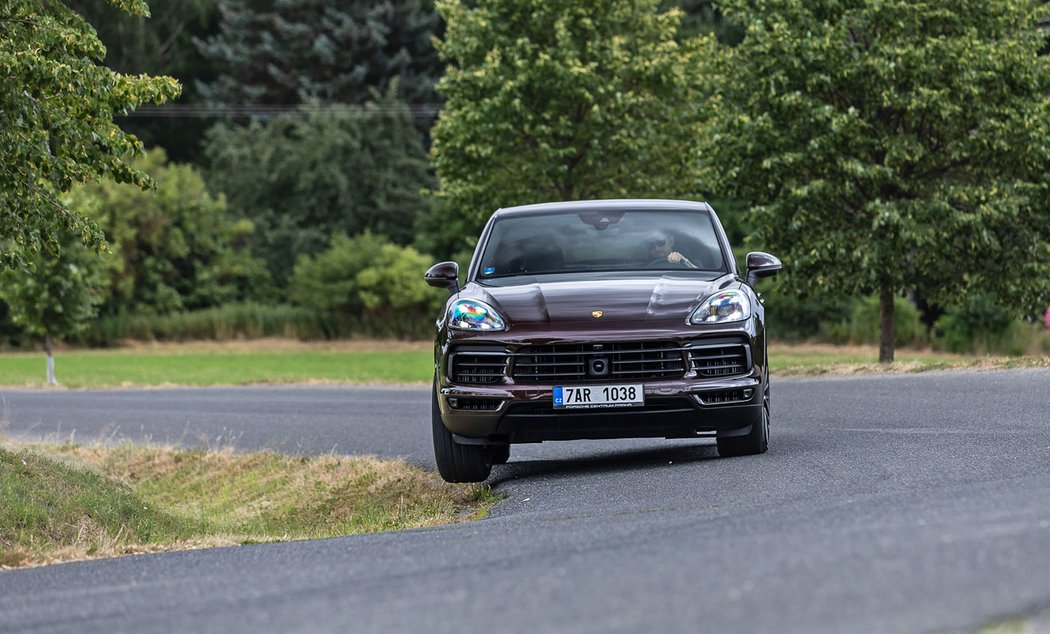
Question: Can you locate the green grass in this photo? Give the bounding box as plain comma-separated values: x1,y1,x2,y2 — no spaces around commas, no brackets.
0,344,434,388
0,340,1046,389
0,442,496,568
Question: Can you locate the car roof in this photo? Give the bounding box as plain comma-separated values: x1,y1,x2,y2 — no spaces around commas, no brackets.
493,199,713,218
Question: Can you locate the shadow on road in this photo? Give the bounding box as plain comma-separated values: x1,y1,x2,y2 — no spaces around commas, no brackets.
487,442,719,486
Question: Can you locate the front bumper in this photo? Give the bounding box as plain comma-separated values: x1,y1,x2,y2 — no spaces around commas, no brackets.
438,375,763,443
435,321,767,444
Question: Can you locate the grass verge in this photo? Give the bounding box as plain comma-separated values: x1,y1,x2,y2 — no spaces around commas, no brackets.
0,339,434,388
769,343,1050,376
0,339,1046,388
0,441,495,568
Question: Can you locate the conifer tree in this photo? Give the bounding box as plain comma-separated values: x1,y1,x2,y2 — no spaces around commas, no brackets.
197,0,441,110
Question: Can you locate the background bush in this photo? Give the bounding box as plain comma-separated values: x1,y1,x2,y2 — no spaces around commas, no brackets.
65,148,274,316
823,296,925,348
932,295,1049,355
78,301,439,344
758,279,853,342
290,232,445,339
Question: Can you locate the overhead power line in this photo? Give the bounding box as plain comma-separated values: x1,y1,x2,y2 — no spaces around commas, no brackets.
120,103,442,119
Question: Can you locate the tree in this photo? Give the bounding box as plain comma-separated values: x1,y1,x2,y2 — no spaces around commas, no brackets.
196,0,441,111
427,0,711,257
704,0,1050,362
65,0,221,163
65,148,273,316
204,91,434,288
66,0,216,75
662,0,743,43
0,0,180,268
0,233,105,385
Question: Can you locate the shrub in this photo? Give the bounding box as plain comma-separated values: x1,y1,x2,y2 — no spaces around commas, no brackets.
64,148,274,317
758,279,853,342
822,295,924,348
80,303,330,344
933,307,1050,356
932,295,1022,354
290,233,386,315
356,244,447,336
290,232,446,338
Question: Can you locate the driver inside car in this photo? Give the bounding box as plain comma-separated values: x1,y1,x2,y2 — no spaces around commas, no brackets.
647,231,699,269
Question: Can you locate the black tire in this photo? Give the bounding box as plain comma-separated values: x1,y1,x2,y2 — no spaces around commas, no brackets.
432,382,493,483
490,444,511,465
716,374,770,458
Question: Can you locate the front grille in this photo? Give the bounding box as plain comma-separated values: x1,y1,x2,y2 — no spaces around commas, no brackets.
688,340,751,377
511,341,686,383
450,349,508,384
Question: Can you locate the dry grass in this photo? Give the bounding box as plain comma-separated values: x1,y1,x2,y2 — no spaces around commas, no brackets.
1,442,495,569
769,342,1050,376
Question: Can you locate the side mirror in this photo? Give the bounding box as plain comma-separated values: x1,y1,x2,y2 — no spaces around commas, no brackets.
424,261,460,295
745,252,782,287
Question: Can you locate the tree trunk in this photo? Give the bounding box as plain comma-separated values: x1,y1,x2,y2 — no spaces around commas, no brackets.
879,285,895,364
45,332,57,386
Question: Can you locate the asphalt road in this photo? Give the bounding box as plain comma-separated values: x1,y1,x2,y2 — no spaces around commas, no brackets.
1,369,1049,633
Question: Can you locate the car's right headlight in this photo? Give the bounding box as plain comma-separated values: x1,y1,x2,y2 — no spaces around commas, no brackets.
448,299,507,331
690,290,751,324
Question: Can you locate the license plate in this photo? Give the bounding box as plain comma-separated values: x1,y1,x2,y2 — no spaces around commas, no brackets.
553,384,644,409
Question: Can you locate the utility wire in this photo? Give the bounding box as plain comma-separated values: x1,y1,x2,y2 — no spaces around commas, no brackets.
120,103,442,119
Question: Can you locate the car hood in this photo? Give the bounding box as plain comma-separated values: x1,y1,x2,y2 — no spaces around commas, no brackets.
469,274,735,325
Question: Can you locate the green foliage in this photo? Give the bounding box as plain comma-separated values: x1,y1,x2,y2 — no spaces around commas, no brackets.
291,233,445,337
932,294,1032,354
65,0,220,162
67,0,216,75
290,233,386,315
65,148,273,316
356,243,446,318
427,0,712,257
663,0,744,43
204,95,433,287
0,0,180,268
824,296,925,348
197,0,441,110
0,231,105,342
759,278,853,341
82,302,331,344
704,0,1050,358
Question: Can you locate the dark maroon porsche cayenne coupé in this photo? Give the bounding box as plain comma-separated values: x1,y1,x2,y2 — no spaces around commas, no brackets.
424,199,782,482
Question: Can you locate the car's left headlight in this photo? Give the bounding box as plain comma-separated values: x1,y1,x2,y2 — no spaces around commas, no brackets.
448,299,506,331
690,290,751,324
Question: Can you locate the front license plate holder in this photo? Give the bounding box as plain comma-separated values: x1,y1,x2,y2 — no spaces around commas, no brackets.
553,384,644,409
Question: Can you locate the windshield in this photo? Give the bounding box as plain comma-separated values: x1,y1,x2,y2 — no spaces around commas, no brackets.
476,210,727,279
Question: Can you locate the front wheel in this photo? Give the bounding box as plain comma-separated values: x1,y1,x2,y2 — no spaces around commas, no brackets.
432,383,493,483
716,404,768,457
717,376,770,457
